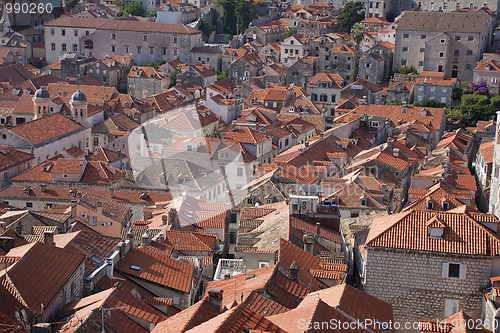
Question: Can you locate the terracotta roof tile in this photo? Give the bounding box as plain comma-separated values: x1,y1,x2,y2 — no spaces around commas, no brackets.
116,246,194,293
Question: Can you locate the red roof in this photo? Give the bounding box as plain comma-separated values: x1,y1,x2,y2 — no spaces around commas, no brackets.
116,246,194,293
366,209,500,255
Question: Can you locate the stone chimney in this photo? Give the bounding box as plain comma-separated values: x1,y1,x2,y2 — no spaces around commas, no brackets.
40,184,46,193
44,230,54,245
142,230,150,244
0,237,15,253
15,222,23,235
168,208,178,226
157,232,165,243
96,201,103,216
110,188,115,198
316,222,321,235
303,234,315,254
161,215,168,225
289,261,299,281
208,288,224,311
126,230,134,247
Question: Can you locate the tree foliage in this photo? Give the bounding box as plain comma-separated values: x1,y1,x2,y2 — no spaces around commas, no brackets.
336,2,364,32
217,69,228,81
170,69,180,87
447,92,497,127
414,100,446,108
198,19,217,36
350,22,364,46
286,29,297,38
113,0,122,7
393,64,418,75
216,0,258,35
124,1,145,16
141,60,166,69
147,11,157,17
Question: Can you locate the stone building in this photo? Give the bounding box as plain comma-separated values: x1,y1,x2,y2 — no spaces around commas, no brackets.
330,44,358,83
394,11,493,82
364,209,500,328
127,66,169,99
45,16,202,65
284,56,316,88
489,111,500,217
358,52,385,84
473,55,500,95
228,53,264,84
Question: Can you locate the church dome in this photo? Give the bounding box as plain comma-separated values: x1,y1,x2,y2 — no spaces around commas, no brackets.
71,89,87,102
34,88,50,99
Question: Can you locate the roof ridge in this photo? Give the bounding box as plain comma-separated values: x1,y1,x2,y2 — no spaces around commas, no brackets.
1,272,30,308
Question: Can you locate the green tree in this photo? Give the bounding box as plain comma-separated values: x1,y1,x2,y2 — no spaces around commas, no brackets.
286,28,297,38
216,0,257,35
124,1,145,16
336,2,364,32
393,64,418,75
414,100,446,108
350,22,364,47
113,0,123,7
170,69,180,87
147,11,157,17
217,69,228,81
198,19,217,36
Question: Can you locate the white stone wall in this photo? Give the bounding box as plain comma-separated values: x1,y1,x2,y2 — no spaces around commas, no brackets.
365,248,491,331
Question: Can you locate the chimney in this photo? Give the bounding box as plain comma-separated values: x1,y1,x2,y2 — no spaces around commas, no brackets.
168,208,178,226
15,222,23,235
316,222,321,235
207,288,224,311
303,234,314,254
118,241,126,258
0,237,15,253
40,184,46,193
96,201,103,216
393,148,399,158
142,230,150,244
289,261,299,281
157,232,165,243
44,230,54,245
161,215,168,225
110,188,115,198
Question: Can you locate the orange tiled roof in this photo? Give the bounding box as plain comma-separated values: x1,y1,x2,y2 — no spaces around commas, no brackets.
366,209,500,255
9,113,84,145
116,245,194,293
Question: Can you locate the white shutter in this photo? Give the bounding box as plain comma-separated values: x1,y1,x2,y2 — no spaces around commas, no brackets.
460,264,467,279
442,263,449,278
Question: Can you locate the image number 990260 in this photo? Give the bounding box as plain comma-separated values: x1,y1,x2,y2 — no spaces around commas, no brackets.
4,0,53,14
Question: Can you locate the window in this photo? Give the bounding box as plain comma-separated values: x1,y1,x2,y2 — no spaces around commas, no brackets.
331,95,336,103
89,216,97,226
150,46,154,54
112,33,116,40
442,201,449,210
468,36,474,41
26,202,33,208
465,63,472,70
429,227,443,238
62,29,66,36
402,47,408,52
173,49,178,56
137,46,141,54
51,43,56,51
440,39,446,44
444,299,459,317
74,30,78,37
259,261,270,268
320,95,328,102
420,48,425,53
454,49,460,56
62,44,67,51
360,198,367,206
421,34,427,39
162,47,167,55
143,34,148,41
229,232,237,244
230,212,237,223
347,56,351,61
401,60,407,66
237,167,243,177
111,45,115,52
442,262,466,279
173,36,178,43
86,30,89,35
73,44,78,52
247,198,253,205
403,33,409,38
419,61,424,66
455,35,461,41
3,172,7,179
466,50,472,55
285,138,289,146
50,28,54,35
93,137,99,146
439,52,444,58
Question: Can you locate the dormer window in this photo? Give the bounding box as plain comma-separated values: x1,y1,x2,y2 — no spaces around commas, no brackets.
23,187,31,195
427,215,445,239
429,227,444,238
426,199,434,210
360,198,367,206
442,201,449,211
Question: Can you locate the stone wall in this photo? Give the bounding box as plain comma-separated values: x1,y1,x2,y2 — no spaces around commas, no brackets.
365,248,491,331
